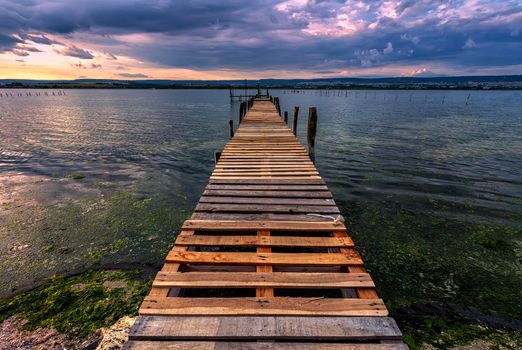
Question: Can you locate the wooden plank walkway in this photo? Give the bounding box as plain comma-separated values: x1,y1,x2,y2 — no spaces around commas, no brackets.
125,98,407,349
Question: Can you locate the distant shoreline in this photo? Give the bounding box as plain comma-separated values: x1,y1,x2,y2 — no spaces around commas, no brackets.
1,75,522,90
1,85,521,90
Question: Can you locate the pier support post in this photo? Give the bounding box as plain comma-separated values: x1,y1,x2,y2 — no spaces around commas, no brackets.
307,107,318,163
214,151,222,164
239,101,247,124
292,106,299,136
229,119,234,139
274,97,281,116
284,111,288,125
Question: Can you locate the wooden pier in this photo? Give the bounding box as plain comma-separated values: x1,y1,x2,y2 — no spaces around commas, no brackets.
125,98,406,349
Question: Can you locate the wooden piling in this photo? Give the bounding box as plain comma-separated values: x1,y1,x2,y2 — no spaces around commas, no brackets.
284,111,288,124
273,97,281,116
214,150,221,164
307,107,318,163
229,120,234,139
292,106,299,135
239,101,247,124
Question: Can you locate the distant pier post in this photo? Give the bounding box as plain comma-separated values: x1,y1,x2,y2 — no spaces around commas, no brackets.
292,106,299,135
284,111,288,124
307,107,318,163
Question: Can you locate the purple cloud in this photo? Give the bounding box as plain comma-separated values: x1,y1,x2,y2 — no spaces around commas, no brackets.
12,49,30,56
0,0,521,76
55,44,94,59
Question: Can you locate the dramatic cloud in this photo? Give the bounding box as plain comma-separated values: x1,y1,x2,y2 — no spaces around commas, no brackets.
55,44,94,59
11,49,30,57
0,0,521,78
20,34,62,45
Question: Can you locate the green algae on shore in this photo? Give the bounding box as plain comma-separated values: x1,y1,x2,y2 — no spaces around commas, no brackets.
339,198,522,349
0,270,151,338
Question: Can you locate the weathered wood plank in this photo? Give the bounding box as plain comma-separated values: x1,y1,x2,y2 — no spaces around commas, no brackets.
195,203,340,214
182,220,346,231
191,212,340,222
214,165,316,169
208,179,325,185
152,272,374,288
211,171,319,176
166,251,363,266
140,297,388,316
203,189,333,198
175,235,354,248
129,315,403,340
199,196,335,205
124,341,408,350
210,176,323,180
256,230,273,297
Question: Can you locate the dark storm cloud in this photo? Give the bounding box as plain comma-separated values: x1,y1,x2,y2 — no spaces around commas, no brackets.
0,33,23,52
21,33,63,45
0,0,521,74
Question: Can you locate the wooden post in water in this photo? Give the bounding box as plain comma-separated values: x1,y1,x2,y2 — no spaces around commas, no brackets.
229,120,234,139
292,106,299,135
274,97,281,116
307,107,318,163
284,111,288,124
239,102,245,124
214,151,222,164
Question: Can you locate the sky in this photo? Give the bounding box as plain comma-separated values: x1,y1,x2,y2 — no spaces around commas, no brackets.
0,0,521,80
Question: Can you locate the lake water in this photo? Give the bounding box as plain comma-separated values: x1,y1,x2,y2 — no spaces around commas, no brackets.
1,89,521,324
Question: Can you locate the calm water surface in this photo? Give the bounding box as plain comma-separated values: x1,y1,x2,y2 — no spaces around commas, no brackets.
1,89,521,321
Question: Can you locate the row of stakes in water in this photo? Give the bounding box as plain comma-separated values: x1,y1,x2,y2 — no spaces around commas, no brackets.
0,90,66,97
282,90,471,104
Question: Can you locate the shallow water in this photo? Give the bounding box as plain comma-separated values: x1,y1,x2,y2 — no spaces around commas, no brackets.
1,89,521,321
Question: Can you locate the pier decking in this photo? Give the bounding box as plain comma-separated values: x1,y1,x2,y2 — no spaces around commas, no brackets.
125,99,406,349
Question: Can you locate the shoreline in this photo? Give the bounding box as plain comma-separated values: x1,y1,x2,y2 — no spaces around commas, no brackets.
0,263,159,300
1,267,520,350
